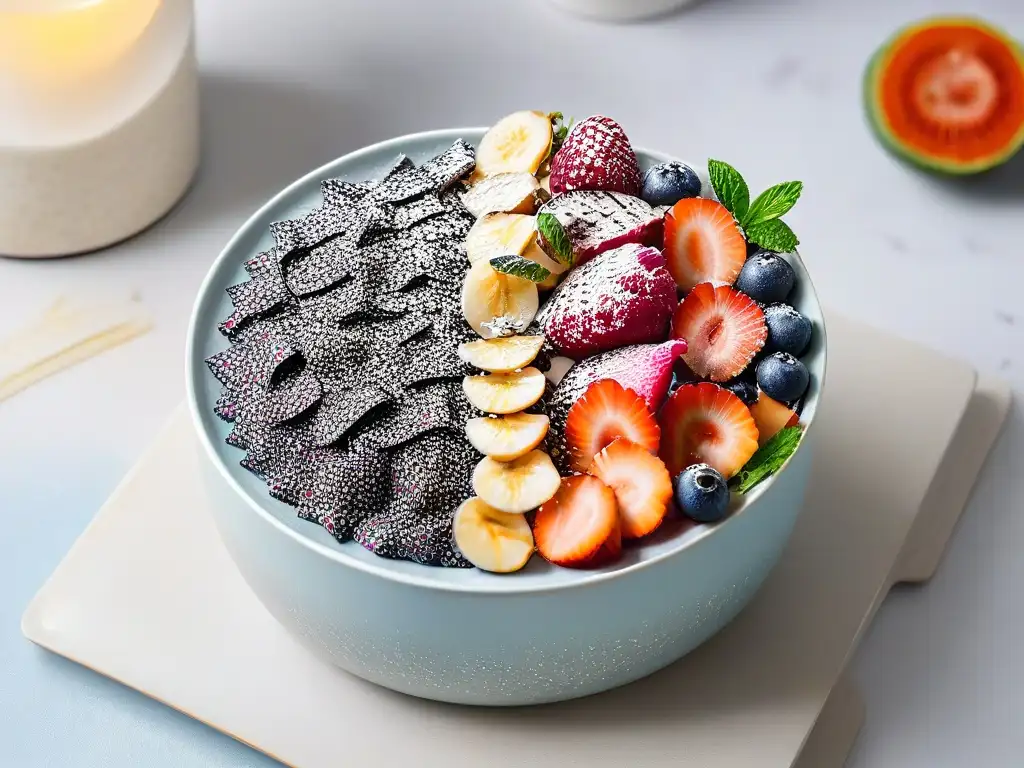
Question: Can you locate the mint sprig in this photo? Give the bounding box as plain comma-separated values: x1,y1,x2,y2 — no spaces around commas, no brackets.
745,219,799,253
708,159,750,222
707,159,803,252
537,212,574,268
549,112,574,157
490,254,551,283
730,425,804,494
746,180,803,225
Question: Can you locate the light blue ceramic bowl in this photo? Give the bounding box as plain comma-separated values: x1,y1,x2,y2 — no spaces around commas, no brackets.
185,128,826,706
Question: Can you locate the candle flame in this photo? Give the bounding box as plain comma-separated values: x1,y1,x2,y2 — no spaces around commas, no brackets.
0,0,162,83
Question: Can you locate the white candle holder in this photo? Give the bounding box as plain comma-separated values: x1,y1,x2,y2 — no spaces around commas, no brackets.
0,0,199,259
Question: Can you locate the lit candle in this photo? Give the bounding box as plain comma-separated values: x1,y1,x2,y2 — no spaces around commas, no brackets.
0,0,161,83
0,0,199,258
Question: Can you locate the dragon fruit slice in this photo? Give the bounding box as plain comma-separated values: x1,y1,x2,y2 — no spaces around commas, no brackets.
206,142,481,569
538,243,677,359
545,340,687,472
539,190,663,266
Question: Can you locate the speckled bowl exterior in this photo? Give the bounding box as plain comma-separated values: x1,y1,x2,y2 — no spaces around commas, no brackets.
186,129,826,706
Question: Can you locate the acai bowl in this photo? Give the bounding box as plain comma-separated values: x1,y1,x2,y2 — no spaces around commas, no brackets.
186,111,826,706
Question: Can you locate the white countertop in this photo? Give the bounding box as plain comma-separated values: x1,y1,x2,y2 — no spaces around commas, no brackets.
0,0,1021,765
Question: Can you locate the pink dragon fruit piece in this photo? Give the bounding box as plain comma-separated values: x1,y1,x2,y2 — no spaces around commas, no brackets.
539,243,678,360
539,190,663,266
551,339,687,421
545,339,688,473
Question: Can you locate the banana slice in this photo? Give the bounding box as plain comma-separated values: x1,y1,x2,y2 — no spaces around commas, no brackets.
464,216,563,289
472,449,562,514
458,335,545,373
465,213,537,266
522,238,565,290
461,261,539,339
466,413,550,461
452,497,535,573
476,110,553,178
462,173,541,219
463,367,546,414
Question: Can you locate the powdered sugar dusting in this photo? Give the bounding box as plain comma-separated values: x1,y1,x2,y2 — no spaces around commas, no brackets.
549,115,642,197
539,191,663,265
538,243,677,359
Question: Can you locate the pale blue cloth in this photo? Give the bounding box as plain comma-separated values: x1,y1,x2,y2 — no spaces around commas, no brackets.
1,459,279,767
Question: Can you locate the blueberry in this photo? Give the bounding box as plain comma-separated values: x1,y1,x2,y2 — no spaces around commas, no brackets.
763,303,812,356
756,352,809,402
641,161,703,207
673,464,730,523
722,375,758,406
735,251,795,304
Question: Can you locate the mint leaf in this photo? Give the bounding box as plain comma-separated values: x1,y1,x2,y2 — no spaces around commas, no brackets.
745,218,799,253
537,212,574,267
744,181,803,227
708,159,750,222
549,112,574,157
731,426,804,494
489,254,551,283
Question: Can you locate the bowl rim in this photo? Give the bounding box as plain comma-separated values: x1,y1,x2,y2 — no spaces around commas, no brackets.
185,126,828,595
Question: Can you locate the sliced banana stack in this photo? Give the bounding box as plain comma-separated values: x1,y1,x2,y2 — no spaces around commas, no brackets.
452,111,570,573
472,450,562,515
475,110,554,178
463,367,546,414
461,173,541,218
452,497,535,574
461,261,538,339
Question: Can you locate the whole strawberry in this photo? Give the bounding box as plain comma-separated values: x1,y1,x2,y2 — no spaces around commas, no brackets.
549,116,642,197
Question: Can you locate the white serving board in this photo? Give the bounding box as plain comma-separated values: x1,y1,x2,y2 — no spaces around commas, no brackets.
22,312,1011,768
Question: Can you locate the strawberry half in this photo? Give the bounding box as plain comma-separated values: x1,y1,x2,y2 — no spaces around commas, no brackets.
533,475,621,568
672,282,767,382
591,438,673,539
581,512,623,568
549,116,642,196
564,379,661,473
659,382,759,479
749,391,799,447
664,198,747,291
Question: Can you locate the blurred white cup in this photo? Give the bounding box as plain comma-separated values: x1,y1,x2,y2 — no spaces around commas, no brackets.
547,0,701,21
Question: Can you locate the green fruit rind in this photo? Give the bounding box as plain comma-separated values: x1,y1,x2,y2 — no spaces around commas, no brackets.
863,15,1024,175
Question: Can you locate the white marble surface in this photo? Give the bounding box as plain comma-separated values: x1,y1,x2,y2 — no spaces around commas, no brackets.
0,0,1020,765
